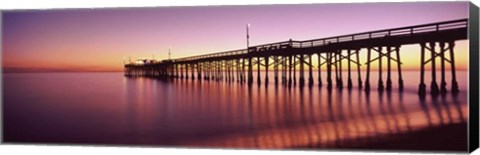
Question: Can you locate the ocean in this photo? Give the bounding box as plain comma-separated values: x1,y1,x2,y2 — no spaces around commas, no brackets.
2,71,469,151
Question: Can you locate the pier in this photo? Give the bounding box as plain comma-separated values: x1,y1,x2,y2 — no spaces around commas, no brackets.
124,19,468,95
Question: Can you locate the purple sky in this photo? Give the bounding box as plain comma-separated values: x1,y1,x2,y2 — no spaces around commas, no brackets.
2,2,469,71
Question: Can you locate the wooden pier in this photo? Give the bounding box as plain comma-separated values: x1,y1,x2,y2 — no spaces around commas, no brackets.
125,19,468,95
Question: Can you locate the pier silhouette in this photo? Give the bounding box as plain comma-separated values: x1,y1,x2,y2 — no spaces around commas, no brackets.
125,19,467,95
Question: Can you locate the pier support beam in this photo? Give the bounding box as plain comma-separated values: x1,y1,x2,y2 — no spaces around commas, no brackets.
180,64,184,79
241,59,245,83
282,56,287,85
257,57,261,86
356,49,362,89
377,47,384,92
191,63,195,80
396,46,404,91
419,43,427,95
308,54,314,87
293,56,297,86
237,60,241,82
336,50,343,89
289,55,293,87
439,42,447,94
299,54,305,86
347,49,353,89
185,64,189,79
449,41,459,94
327,52,333,90
386,47,393,91
248,57,253,85
365,48,371,91
273,56,280,85
265,56,269,86
430,42,440,95
318,53,323,87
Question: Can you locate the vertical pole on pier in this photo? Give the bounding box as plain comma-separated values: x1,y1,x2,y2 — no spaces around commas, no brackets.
265,56,269,86
449,41,459,94
318,53,323,87
356,49,362,89
327,52,333,90
308,54,314,87
396,46,403,91
386,46,392,91
430,42,439,95
257,57,261,85
347,49,353,89
289,55,293,86
439,42,447,94
378,47,384,91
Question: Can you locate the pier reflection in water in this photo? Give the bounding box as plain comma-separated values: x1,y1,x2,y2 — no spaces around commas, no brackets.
3,71,467,151
123,71,467,151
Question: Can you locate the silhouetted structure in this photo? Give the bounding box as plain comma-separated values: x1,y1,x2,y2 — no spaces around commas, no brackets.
125,19,467,95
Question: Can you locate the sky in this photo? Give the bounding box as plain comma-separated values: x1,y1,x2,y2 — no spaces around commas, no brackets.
2,2,469,72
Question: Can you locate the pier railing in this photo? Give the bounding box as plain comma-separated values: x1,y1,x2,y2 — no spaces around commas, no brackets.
148,18,467,64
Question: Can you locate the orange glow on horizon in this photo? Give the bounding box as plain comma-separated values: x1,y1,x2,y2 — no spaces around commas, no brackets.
2,3,469,72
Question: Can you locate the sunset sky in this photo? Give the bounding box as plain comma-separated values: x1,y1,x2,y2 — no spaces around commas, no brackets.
2,2,469,72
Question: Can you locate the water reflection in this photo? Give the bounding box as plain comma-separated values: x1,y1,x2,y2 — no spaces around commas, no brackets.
3,72,467,151
121,72,468,151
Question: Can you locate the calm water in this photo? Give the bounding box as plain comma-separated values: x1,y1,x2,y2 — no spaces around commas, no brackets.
3,71,468,150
